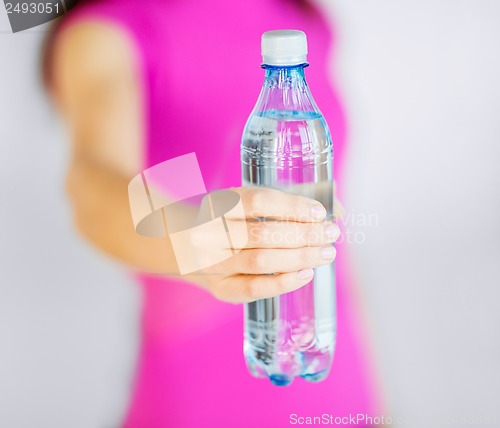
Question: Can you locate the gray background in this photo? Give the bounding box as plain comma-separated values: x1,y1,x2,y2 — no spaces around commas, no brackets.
0,11,139,428
1,1,500,427
327,0,500,426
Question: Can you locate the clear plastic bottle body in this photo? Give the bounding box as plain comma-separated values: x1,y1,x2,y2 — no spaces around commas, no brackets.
241,65,336,386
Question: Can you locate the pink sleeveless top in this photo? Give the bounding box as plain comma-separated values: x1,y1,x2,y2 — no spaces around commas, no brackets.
62,0,380,426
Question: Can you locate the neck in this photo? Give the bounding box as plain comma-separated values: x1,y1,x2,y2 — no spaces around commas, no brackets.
256,64,317,114
263,64,308,88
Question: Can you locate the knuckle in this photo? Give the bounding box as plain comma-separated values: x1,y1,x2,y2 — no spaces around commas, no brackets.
209,282,224,300
210,282,231,303
248,251,267,273
243,281,259,300
245,189,263,213
274,274,290,295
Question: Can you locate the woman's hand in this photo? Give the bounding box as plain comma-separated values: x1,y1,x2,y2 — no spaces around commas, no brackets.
184,187,340,303
52,23,342,296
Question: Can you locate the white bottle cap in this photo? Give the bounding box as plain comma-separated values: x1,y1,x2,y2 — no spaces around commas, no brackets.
261,30,308,66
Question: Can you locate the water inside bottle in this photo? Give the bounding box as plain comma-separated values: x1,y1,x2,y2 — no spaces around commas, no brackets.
241,110,336,386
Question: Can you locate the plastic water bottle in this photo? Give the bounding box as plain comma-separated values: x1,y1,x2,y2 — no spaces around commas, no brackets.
241,30,336,386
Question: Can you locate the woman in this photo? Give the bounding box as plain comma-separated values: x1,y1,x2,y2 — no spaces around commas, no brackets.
44,0,380,426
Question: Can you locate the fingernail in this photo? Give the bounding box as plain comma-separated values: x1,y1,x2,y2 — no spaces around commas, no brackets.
321,246,336,260
326,224,340,241
297,268,314,280
311,204,327,220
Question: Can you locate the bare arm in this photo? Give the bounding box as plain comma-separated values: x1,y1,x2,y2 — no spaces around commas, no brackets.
52,21,178,273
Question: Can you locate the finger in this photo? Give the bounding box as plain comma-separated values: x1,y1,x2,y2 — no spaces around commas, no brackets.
228,187,327,222
231,246,336,274
214,269,316,303
238,220,340,249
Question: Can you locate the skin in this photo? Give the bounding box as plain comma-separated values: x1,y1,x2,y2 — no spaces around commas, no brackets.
51,21,341,303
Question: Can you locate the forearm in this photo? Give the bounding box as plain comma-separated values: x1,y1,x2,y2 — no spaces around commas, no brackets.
66,157,179,275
